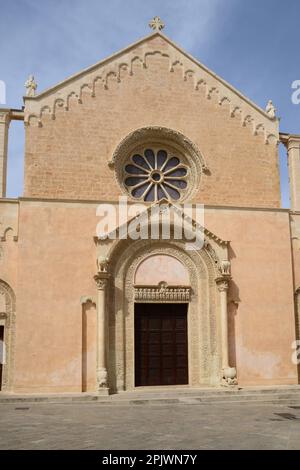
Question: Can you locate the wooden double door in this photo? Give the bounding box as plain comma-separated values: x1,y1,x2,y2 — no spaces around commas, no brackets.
134,303,188,386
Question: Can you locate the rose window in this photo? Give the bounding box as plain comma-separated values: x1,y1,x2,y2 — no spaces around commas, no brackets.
124,148,188,201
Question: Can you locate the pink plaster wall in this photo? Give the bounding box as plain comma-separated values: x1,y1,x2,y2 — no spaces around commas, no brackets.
13,201,98,393
204,207,297,386
5,201,298,392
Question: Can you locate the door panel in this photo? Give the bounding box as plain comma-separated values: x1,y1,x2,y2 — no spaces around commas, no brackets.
135,303,188,386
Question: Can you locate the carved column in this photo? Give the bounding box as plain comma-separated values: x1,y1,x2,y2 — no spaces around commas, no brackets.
94,272,110,394
0,110,11,198
285,136,300,211
295,288,300,341
216,277,237,386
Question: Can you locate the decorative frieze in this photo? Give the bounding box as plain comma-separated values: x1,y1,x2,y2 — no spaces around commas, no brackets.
134,283,191,302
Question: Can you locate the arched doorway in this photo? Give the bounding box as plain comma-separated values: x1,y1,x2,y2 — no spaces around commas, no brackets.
107,239,222,392
134,254,190,387
0,280,16,392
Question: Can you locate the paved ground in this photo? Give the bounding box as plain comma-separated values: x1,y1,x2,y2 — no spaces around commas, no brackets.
0,401,300,450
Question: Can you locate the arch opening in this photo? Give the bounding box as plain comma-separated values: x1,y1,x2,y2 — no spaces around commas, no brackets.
0,280,16,391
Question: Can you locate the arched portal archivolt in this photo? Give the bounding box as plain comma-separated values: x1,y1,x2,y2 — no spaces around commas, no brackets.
0,280,16,391
107,238,222,392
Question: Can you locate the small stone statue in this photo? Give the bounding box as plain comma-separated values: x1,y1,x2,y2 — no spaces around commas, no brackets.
24,74,37,97
221,260,231,276
97,255,109,273
222,366,238,387
265,100,276,119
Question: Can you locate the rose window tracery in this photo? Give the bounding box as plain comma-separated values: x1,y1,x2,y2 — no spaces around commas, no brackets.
124,148,189,201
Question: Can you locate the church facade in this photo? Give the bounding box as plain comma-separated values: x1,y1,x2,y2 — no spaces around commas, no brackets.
0,20,300,394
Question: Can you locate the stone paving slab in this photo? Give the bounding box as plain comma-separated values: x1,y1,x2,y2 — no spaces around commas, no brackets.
0,401,300,449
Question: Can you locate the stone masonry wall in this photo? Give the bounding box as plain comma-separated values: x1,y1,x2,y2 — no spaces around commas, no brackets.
24,35,280,208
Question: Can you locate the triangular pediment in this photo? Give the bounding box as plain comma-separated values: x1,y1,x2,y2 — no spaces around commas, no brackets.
95,198,228,246
24,31,278,142
94,199,231,278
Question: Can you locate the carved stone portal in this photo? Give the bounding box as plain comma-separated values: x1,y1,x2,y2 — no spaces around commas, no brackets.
103,238,231,392
0,280,16,391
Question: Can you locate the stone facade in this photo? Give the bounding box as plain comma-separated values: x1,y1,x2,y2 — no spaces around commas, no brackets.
23,34,279,207
0,28,299,394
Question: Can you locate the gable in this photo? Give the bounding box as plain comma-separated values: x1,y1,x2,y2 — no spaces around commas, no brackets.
23,32,281,208
24,32,278,144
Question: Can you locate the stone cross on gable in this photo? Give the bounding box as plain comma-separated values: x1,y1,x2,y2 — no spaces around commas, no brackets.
149,16,165,31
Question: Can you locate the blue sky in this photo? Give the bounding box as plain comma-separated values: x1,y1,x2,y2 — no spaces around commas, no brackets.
1,0,300,206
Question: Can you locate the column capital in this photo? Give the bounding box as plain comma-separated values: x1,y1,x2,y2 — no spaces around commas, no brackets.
0,109,11,125
94,272,110,290
280,133,300,149
215,276,230,292
287,139,300,153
